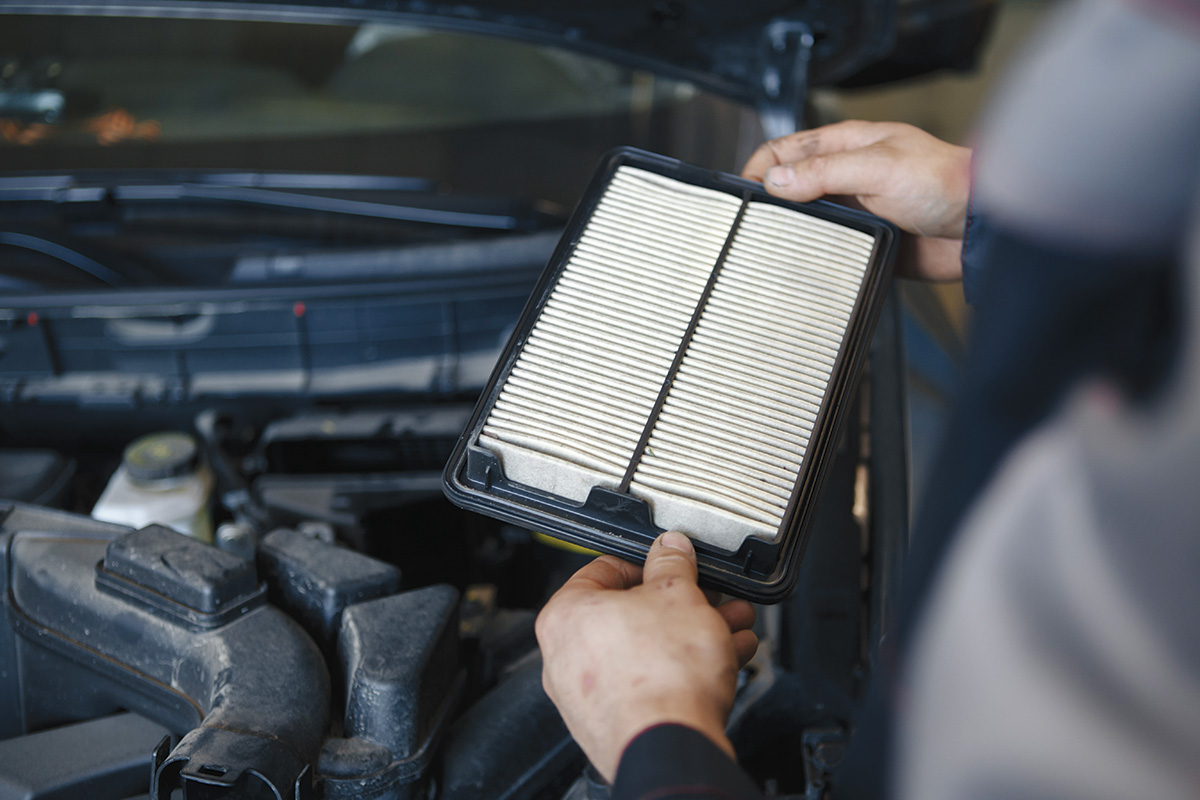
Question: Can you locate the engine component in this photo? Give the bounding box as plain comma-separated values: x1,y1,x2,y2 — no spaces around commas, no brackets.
0,504,330,799
322,585,464,800
91,431,214,541
258,408,471,476
440,656,583,800
96,524,266,629
0,712,170,800
0,450,74,507
0,501,570,800
254,472,445,548
252,407,475,550
214,520,257,560
257,526,401,654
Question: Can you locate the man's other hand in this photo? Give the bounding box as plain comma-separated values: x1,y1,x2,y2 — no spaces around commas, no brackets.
742,120,972,281
536,531,758,783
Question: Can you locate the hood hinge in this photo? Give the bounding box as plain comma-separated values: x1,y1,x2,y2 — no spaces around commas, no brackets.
757,19,815,139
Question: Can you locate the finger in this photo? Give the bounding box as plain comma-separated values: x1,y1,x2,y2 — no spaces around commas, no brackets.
703,588,722,607
641,531,699,590
556,554,644,596
716,599,756,633
761,145,892,204
732,629,759,668
741,137,789,181
741,120,894,181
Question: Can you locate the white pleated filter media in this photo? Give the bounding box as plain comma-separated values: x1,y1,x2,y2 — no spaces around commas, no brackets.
478,166,876,552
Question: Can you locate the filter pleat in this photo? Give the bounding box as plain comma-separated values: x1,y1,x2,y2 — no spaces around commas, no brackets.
522,325,675,374
502,370,651,421
702,296,850,345
554,271,692,317
665,378,817,448
653,385,816,438
693,309,842,364
508,362,659,414
684,330,836,379
707,268,857,320
592,204,736,247
747,205,876,251
487,395,644,436
725,246,864,293
539,297,686,344
739,224,872,267
517,348,664,395
679,344,833,400
487,407,638,454
641,446,796,498
482,420,631,469
632,470,782,524
579,220,727,267
478,432,620,476
701,277,853,325
646,431,799,482
673,360,827,413
733,228,871,281
649,416,804,465
570,250,706,300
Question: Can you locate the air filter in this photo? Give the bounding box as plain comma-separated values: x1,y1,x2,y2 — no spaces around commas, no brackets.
443,148,897,601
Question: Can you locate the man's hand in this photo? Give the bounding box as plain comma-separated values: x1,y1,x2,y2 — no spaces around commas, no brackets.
742,120,972,281
536,531,758,783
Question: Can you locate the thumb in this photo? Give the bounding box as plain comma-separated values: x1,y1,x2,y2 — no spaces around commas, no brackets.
642,531,699,589
763,148,884,204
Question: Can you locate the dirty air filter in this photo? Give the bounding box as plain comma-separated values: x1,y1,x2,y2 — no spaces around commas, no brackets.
444,148,897,601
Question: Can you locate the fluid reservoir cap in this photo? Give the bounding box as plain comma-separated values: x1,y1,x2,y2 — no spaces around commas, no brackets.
123,432,200,483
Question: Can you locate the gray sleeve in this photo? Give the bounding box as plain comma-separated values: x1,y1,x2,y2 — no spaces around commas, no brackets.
893,2,1200,798
972,0,1200,254
894,384,1200,800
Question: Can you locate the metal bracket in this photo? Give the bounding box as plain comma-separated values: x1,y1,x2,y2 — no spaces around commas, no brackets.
758,19,816,139
802,728,848,800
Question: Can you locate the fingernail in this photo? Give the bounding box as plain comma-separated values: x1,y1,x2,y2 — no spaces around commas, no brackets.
766,165,795,187
658,531,693,553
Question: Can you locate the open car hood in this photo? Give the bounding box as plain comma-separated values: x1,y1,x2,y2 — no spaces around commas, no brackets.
5,0,996,132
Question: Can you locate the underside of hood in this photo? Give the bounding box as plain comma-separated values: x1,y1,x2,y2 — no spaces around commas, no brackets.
4,0,997,132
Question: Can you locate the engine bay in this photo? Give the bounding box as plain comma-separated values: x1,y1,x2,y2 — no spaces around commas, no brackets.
0,308,907,798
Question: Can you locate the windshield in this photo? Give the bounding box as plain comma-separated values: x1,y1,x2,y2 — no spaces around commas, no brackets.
0,13,755,207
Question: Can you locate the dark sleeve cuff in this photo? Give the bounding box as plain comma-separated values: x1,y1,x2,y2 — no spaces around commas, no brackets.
611,723,764,800
960,179,991,306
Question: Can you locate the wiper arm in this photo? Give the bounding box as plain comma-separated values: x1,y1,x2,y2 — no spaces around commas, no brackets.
0,173,547,231
112,184,526,230
230,229,561,283
0,230,127,286
191,173,434,192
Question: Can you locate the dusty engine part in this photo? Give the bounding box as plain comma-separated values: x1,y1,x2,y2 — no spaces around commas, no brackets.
1,507,330,797
0,502,577,800
323,585,464,800
257,526,402,654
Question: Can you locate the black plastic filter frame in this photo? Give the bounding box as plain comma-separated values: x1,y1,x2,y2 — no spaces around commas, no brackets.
443,147,898,602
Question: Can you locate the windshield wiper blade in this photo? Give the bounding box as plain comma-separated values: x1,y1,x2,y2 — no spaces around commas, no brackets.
191,173,435,192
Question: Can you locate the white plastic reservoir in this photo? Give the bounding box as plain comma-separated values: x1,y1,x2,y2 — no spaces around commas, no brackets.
92,432,215,542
